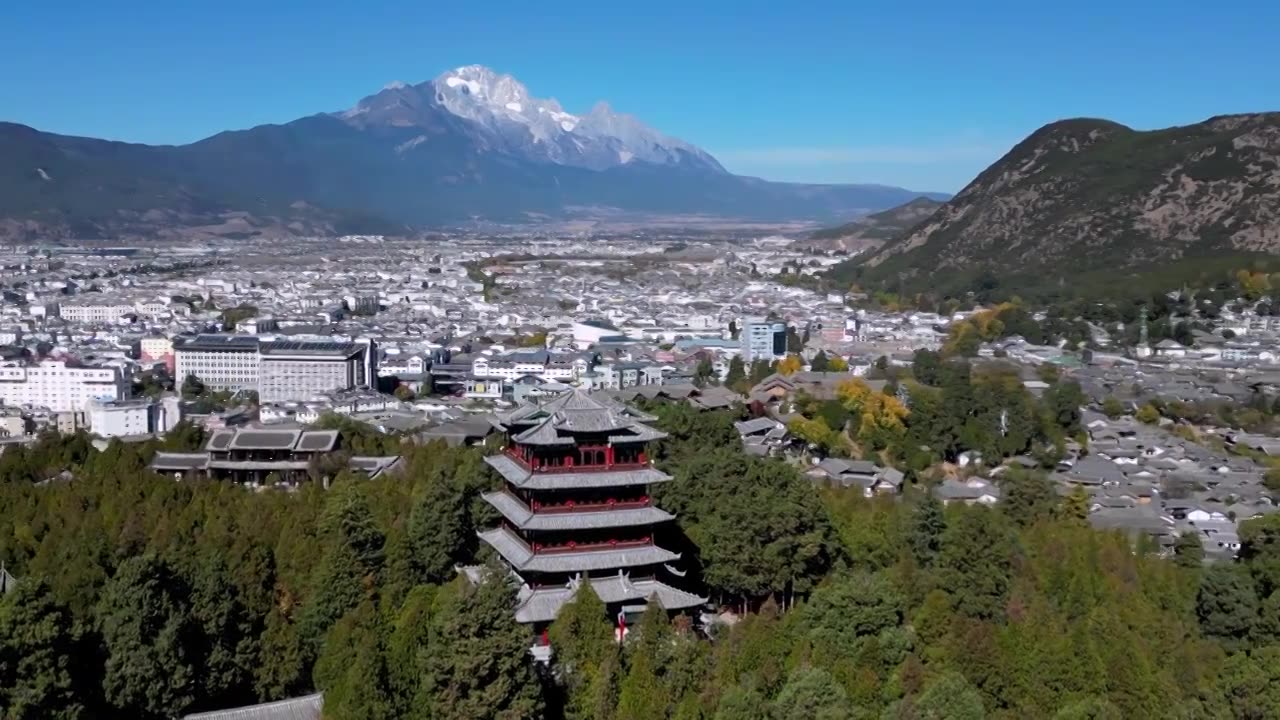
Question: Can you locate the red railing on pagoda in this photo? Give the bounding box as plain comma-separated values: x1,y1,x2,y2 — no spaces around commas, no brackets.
532,536,653,554
531,496,651,514
504,445,648,473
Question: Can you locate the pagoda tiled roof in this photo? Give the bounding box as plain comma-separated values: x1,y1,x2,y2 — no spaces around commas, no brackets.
514,574,706,623
479,527,680,574
496,390,665,446
485,454,671,490
483,491,675,531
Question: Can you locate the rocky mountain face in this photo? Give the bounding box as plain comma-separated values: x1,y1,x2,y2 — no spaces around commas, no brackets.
0,66,945,240
852,113,1280,296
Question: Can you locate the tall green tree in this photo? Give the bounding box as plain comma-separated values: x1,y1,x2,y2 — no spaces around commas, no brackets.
999,467,1058,527
770,666,851,720
313,601,394,720
188,554,258,709
911,495,946,567
936,505,1014,621
299,484,386,654
254,605,306,701
725,356,747,392
408,474,471,584
427,574,544,720
1196,564,1259,651
96,555,197,719
910,671,986,719
0,579,85,720
549,583,618,720
1173,532,1205,570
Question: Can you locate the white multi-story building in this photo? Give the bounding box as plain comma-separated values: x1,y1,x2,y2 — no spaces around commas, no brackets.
59,304,136,323
742,318,787,364
88,399,153,438
258,340,371,403
471,350,593,383
0,360,128,413
140,337,174,362
174,335,261,393
174,335,375,402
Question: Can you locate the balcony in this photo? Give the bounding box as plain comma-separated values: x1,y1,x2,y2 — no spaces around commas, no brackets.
531,536,653,554
531,496,651,514
504,445,648,474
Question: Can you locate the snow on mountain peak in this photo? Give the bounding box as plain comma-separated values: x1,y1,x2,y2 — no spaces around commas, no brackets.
340,64,728,174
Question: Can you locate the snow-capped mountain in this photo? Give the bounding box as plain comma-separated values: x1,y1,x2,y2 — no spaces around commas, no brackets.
0,65,950,239
339,65,725,173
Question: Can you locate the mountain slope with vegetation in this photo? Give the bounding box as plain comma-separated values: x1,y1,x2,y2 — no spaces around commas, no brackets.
835,113,1280,300
801,196,944,253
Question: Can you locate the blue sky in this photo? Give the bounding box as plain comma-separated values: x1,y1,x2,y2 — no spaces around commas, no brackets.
4,0,1278,192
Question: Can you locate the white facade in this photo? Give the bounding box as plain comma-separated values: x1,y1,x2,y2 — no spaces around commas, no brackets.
59,304,136,323
175,345,260,393
259,354,362,403
88,399,153,438
472,353,591,383
742,319,786,363
140,337,174,361
0,361,128,413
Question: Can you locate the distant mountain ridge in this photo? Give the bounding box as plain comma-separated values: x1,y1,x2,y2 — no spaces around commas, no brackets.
801,197,944,253
834,113,1280,298
0,66,948,240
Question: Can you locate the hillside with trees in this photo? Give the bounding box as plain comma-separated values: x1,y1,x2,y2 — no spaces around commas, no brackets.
828,113,1280,302
1,404,1279,718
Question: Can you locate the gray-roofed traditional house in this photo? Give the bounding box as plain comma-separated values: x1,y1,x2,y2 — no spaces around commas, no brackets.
150,424,401,484
808,458,905,496
476,390,704,658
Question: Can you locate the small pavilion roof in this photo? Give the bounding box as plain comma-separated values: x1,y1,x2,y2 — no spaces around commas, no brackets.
514,573,706,623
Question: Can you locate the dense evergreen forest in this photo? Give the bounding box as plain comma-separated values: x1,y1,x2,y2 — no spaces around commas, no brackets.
2,398,1280,719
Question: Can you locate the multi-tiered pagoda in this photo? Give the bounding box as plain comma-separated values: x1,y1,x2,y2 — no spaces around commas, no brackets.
479,390,704,648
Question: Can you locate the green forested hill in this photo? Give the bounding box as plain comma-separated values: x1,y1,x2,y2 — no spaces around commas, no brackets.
2,403,1279,719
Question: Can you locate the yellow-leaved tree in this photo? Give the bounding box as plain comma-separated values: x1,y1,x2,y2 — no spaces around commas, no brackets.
778,354,804,376
836,378,908,451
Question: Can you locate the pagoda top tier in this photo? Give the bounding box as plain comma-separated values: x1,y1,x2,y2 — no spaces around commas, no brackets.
492,390,668,447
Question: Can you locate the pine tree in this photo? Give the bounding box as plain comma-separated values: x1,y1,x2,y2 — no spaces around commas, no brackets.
314,601,395,720
810,350,830,372
1195,564,1259,651
427,574,544,720
96,555,197,719
936,506,1014,621
1061,487,1090,525
725,356,747,392
408,474,470,584
1173,532,1205,569
910,495,946,567
549,583,617,720
188,554,257,709
714,682,768,720
911,671,985,719
0,579,86,720
254,605,306,701
770,665,851,720
616,646,668,720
